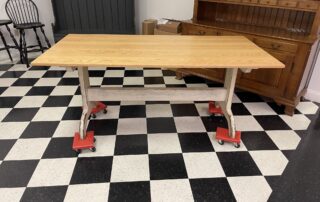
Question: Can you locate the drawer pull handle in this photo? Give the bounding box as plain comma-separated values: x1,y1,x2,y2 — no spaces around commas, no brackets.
271,44,281,49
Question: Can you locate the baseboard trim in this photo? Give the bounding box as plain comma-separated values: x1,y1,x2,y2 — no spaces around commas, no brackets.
305,89,320,103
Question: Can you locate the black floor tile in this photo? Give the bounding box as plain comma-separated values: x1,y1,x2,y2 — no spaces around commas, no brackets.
114,135,148,155
12,78,39,86
124,70,143,77
0,71,24,78
62,107,82,120
87,119,118,136
0,64,13,71
166,84,187,88
241,131,279,150
232,103,251,115
0,139,16,160
190,178,236,202
29,66,50,71
201,116,228,132
267,102,301,115
184,76,205,84
107,67,124,70
255,115,291,130
0,160,38,187
0,87,7,95
144,77,165,85
21,186,68,202
2,108,38,122
149,154,188,180
217,152,262,177
102,78,123,85
21,121,59,138
108,181,150,202
282,150,295,161
58,78,79,86
147,118,177,134
236,92,264,102
171,104,199,117
178,133,214,152
26,86,54,96
42,71,66,78
0,97,21,108
89,70,105,77
70,157,113,184
43,96,73,107
162,70,176,76
119,105,146,118
265,176,281,191
42,138,78,158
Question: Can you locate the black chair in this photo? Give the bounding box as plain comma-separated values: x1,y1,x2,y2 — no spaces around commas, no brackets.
5,0,51,67
0,19,19,62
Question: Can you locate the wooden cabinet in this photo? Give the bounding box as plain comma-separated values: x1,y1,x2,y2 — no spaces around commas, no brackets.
177,0,320,115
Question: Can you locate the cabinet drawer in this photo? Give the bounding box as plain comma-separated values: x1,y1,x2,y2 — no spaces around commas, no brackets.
242,0,258,3
182,24,218,36
227,0,242,2
278,0,297,7
259,0,278,6
298,1,318,10
252,37,298,53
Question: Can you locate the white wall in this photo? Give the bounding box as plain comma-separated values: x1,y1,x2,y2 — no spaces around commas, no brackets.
0,0,55,46
134,0,194,34
306,51,320,103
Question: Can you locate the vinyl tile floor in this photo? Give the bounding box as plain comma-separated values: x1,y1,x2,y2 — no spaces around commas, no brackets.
0,61,319,202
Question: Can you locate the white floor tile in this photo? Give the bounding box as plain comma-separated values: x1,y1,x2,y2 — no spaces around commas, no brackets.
117,118,147,135
232,94,242,103
195,103,210,117
89,77,103,86
63,71,78,78
95,106,120,120
174,117,207,133
68,95,82,107
267,130,301,150
8,64,27,71
296,102,319,114
148,133,182,154
0,78,17,87
280,114,311,130
111,155,149,182
183,152,225,178
228,176,272,202
0,122,29,139
64,183,109,202
0,188,26,202
146,104,173,118
164,76,185,85
0,108,11,121
15,96,47,108
144,69,163,77
209,132,248,152
104,70,125,78
20,70,46,78
1,87,31,97
244,102,277,115
53,120,80,138
4,138,50,160
123,77,144,85
151,179,194,202
234,116,264,131
250,150,288,176
28,158,77,187
35,78,61,86
50,86,78,96
32,107,67,121
79,136,116,157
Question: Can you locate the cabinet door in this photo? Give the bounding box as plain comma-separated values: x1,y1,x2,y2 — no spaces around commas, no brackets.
237,50,294,96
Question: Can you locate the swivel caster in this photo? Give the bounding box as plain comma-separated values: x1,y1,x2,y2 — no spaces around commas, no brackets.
91,114,97,119
218,140,225,145
234,143,240,148
103,109,108,114
90,147,96,152
75,149,82,155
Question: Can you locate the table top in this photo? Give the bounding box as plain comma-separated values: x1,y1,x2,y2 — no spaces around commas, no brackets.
31,34,284,69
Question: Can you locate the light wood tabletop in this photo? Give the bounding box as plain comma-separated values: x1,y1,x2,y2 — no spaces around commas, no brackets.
31,34,284,69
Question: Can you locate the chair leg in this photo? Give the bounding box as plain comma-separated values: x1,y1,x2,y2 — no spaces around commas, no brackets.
20,29,29,67
40,27,51,48
33,28,44,53
0,30,13,61
5,24,19,49
19,30,23,63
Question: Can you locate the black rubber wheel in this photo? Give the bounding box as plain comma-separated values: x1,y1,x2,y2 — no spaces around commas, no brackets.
90,147,96,152
234,143,240,148
218,140,224,145
91,114,96,119
94,138,96,142
103,109,108,114
75,150,81,155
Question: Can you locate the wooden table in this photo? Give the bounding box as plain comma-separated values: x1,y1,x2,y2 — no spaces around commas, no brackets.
32,34,284,149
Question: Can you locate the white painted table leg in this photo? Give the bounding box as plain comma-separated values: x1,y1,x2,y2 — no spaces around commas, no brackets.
78,67,94,139
218,68,238,138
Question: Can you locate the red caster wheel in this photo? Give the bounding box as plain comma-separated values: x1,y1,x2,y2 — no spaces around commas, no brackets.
72,131,96,153
209,101,223,116
216,127,241,148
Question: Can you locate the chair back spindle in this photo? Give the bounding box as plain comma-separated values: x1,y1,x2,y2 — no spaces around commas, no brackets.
5,0,40,25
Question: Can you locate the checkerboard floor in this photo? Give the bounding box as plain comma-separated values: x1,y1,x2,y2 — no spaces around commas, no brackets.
0,61,319,201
